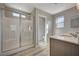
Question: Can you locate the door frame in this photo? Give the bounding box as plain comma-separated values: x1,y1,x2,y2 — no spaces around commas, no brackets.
37,14,47,46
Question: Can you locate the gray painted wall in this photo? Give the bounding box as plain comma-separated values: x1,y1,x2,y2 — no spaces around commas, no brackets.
53,6,79,35
31,8,36,47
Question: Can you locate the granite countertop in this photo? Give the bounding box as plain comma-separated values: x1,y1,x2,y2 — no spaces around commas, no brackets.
50,35,79,45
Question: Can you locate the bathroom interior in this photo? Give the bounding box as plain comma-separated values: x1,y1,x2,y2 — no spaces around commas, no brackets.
0,3,79,56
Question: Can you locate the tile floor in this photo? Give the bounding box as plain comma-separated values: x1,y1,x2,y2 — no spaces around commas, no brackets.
11,46,49,56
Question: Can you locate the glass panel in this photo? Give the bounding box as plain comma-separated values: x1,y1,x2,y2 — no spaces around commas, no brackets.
12,13,20,17
21,18,33,47
2,10,20,51
21,15,26,18
38,16,45,44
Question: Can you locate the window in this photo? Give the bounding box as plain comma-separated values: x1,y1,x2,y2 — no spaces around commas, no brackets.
56,16,64,28
21,15,26,18
46,24,48,34
12,13,20,17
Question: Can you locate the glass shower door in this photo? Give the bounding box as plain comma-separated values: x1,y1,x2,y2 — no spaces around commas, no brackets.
2,10,20,51
21,15,33,47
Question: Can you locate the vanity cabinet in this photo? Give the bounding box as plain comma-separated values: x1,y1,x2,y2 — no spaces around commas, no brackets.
50,38,79,56
72,45,79,56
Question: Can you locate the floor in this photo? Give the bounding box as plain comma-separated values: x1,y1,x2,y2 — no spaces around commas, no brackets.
11,45,49,56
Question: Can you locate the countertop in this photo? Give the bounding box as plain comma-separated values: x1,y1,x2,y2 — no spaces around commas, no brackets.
50,35,79,45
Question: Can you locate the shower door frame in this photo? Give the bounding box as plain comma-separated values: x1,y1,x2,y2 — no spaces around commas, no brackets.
0,8,34,55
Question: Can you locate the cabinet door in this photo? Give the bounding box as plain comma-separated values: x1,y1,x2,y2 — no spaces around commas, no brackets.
50,39,73,56
63,42,73,56
2,10,20,51
21,17,33,47
72,45,79,56
50,39,65,56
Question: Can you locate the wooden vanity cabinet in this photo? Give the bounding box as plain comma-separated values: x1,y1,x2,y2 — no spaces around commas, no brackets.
72,45,79,56
50,38,79,56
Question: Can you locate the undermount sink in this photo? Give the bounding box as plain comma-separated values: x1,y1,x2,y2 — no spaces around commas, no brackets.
59,34,79,43
60,34,72,37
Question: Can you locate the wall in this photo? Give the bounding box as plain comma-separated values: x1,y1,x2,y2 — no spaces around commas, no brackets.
53,6,79,35
30,8,36,47
32,8,54,46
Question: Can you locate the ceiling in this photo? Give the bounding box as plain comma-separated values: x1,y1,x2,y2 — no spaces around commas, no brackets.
5,3,76,15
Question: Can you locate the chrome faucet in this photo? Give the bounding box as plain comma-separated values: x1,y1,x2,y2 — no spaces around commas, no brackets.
70,32,78,38
69,32,79,43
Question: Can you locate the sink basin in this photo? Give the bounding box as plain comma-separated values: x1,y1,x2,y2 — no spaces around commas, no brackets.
59,34,79,43
60,35,72,37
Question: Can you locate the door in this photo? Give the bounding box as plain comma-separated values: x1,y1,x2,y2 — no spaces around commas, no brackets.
21,15,33,47
38,15,47,46
2,10,20,51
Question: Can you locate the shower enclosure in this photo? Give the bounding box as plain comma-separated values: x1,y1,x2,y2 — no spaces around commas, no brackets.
0,7,34,55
